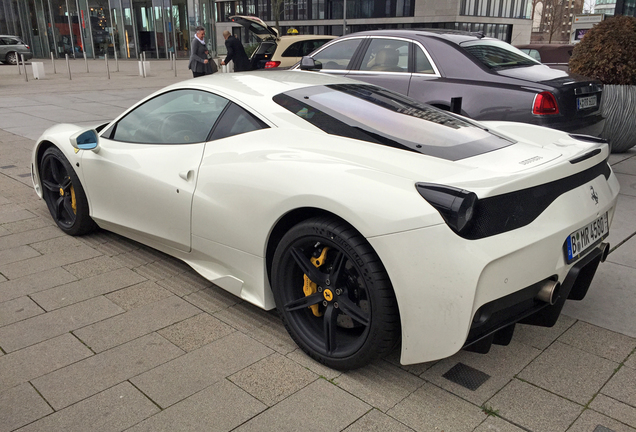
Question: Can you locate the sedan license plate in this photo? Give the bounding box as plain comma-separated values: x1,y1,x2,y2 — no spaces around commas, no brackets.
577,95,597,110
565,212,608,263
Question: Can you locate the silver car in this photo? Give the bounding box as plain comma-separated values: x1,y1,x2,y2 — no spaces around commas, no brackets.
0,35,33,65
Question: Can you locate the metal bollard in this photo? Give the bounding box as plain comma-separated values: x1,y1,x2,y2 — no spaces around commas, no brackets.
51,52,56,74
17,55,21,75
114,50,119,72
84,52,89,73
66,54,72,80
105,53,110,79
169,52,173,70
173,53,177,77
21,55,28,82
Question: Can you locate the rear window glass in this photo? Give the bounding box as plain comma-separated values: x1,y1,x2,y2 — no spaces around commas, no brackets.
461,40,540,69
273,84,514,161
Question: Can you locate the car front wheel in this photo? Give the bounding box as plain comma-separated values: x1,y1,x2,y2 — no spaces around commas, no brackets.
39,146,96,236
272,216,400,370
6,52,18,65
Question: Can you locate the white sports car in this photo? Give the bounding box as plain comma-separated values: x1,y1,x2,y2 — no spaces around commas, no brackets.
31,71,619,370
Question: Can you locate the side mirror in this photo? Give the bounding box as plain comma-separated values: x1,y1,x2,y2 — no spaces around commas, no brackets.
299,56,322,71
70,129,99,151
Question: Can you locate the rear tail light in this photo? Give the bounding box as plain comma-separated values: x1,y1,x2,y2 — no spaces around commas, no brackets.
415,183,478,235
264,61,281,69
532,91,559,115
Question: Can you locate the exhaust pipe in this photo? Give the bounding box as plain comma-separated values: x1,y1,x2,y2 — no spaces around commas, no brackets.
599,242,610,262
536,280,561,305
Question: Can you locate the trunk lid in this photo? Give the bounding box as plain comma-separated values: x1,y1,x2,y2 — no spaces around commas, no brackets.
229,15,279,41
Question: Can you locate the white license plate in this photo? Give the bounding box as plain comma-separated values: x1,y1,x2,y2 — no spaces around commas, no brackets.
565,212,608,263
577,95,597,110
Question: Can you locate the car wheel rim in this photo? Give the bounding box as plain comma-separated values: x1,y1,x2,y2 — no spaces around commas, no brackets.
280,240,372,358
7,52,17,64
41,154,77,228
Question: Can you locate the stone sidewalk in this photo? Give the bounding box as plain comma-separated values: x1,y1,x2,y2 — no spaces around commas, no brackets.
0,59,635,432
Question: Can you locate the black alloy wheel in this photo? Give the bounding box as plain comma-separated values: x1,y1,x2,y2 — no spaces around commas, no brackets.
39,146,96,236
272,216,400,370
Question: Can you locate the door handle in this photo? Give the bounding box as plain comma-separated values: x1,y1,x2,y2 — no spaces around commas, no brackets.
179,170,194,181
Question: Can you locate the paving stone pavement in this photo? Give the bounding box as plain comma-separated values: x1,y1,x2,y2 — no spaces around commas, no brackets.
1,59,635,432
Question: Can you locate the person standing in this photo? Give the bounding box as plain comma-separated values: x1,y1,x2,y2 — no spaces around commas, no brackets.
220,30,251,72
188,26,214,77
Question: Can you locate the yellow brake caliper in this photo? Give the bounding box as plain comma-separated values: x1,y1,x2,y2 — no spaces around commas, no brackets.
303,247,329,317
69,181,77,214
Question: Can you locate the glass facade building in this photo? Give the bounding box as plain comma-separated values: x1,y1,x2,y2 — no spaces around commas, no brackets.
1,0,541,60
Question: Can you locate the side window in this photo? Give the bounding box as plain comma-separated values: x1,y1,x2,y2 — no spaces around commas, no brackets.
312,39,362,70
529,49,542,62
414,45,435,74
360,38,409,72
301,39,331,56
210,103,268,141
111,89,229,144
281,41,303,57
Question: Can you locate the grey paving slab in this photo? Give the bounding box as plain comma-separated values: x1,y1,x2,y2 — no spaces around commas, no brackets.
183,284,241,314
61,255,126,278
0,382,53,432
558,321,636,363
343,409,415,432
590,394,636,428
132,257,189,281
30,267,147,311
615,173,636,197
0,243,102,279
125,378,266,432
156,269,213,297
0,214,54,234
0,226,65,252
487,379,582,432
4,123,57,141
235,379,370,432
473,416,526,432
0,267,77,303
0,296,123,352
518,341,618,405
387,382,486,432
422,340,541,405
285,348,342,381
156,312,235,352
563,262,636,338
213,301,279,333
601,366,636,407
16,382,159,432
31,333,184,410
567,409,636,432
29,235,84,254
0,245,39,266
0,333,92,390
12,105,109,123
104,280,172,310
607,235,636,269
247,319,299,355
606,194,636,248
130,332,273,408
513,315,577,350
0,208,36,224
613,156,636,176
73,295,199,353
383,349,437,376
0,295,44,326
332,359,424,412
229,353,318,406
626,352,636,369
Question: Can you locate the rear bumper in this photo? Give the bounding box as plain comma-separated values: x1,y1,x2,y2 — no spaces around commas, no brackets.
463,242,608,353
536,112,605,137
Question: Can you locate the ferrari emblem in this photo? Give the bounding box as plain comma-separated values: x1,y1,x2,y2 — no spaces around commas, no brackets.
323,289,333,302
590,186,599,205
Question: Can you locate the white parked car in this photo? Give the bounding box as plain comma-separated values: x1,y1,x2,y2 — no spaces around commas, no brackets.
31,71,619,370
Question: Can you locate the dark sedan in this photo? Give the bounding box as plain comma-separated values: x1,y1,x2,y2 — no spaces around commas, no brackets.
296,30,604,136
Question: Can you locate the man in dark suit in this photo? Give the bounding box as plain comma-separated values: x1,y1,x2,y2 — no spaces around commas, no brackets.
221,30,251,72
188,26,213,77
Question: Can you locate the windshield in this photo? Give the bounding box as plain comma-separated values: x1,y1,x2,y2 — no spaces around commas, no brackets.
273,84,514,161
461,39,540,69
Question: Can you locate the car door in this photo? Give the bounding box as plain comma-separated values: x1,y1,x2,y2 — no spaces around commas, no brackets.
346,37,412,95
309,37,366,76
80,89,230,252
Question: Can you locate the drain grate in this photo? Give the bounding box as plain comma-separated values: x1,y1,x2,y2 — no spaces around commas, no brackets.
1,165,17,169
17,173,31,178
442,362,490,391
593,426,615,432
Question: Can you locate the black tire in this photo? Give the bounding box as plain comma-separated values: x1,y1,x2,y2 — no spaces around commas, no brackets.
6,52,18,65
271,216,400,370
39,146,97,236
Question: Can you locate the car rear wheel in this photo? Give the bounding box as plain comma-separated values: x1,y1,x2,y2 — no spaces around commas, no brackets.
39,147,97,236
6,52,18,65
271,216,400,370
